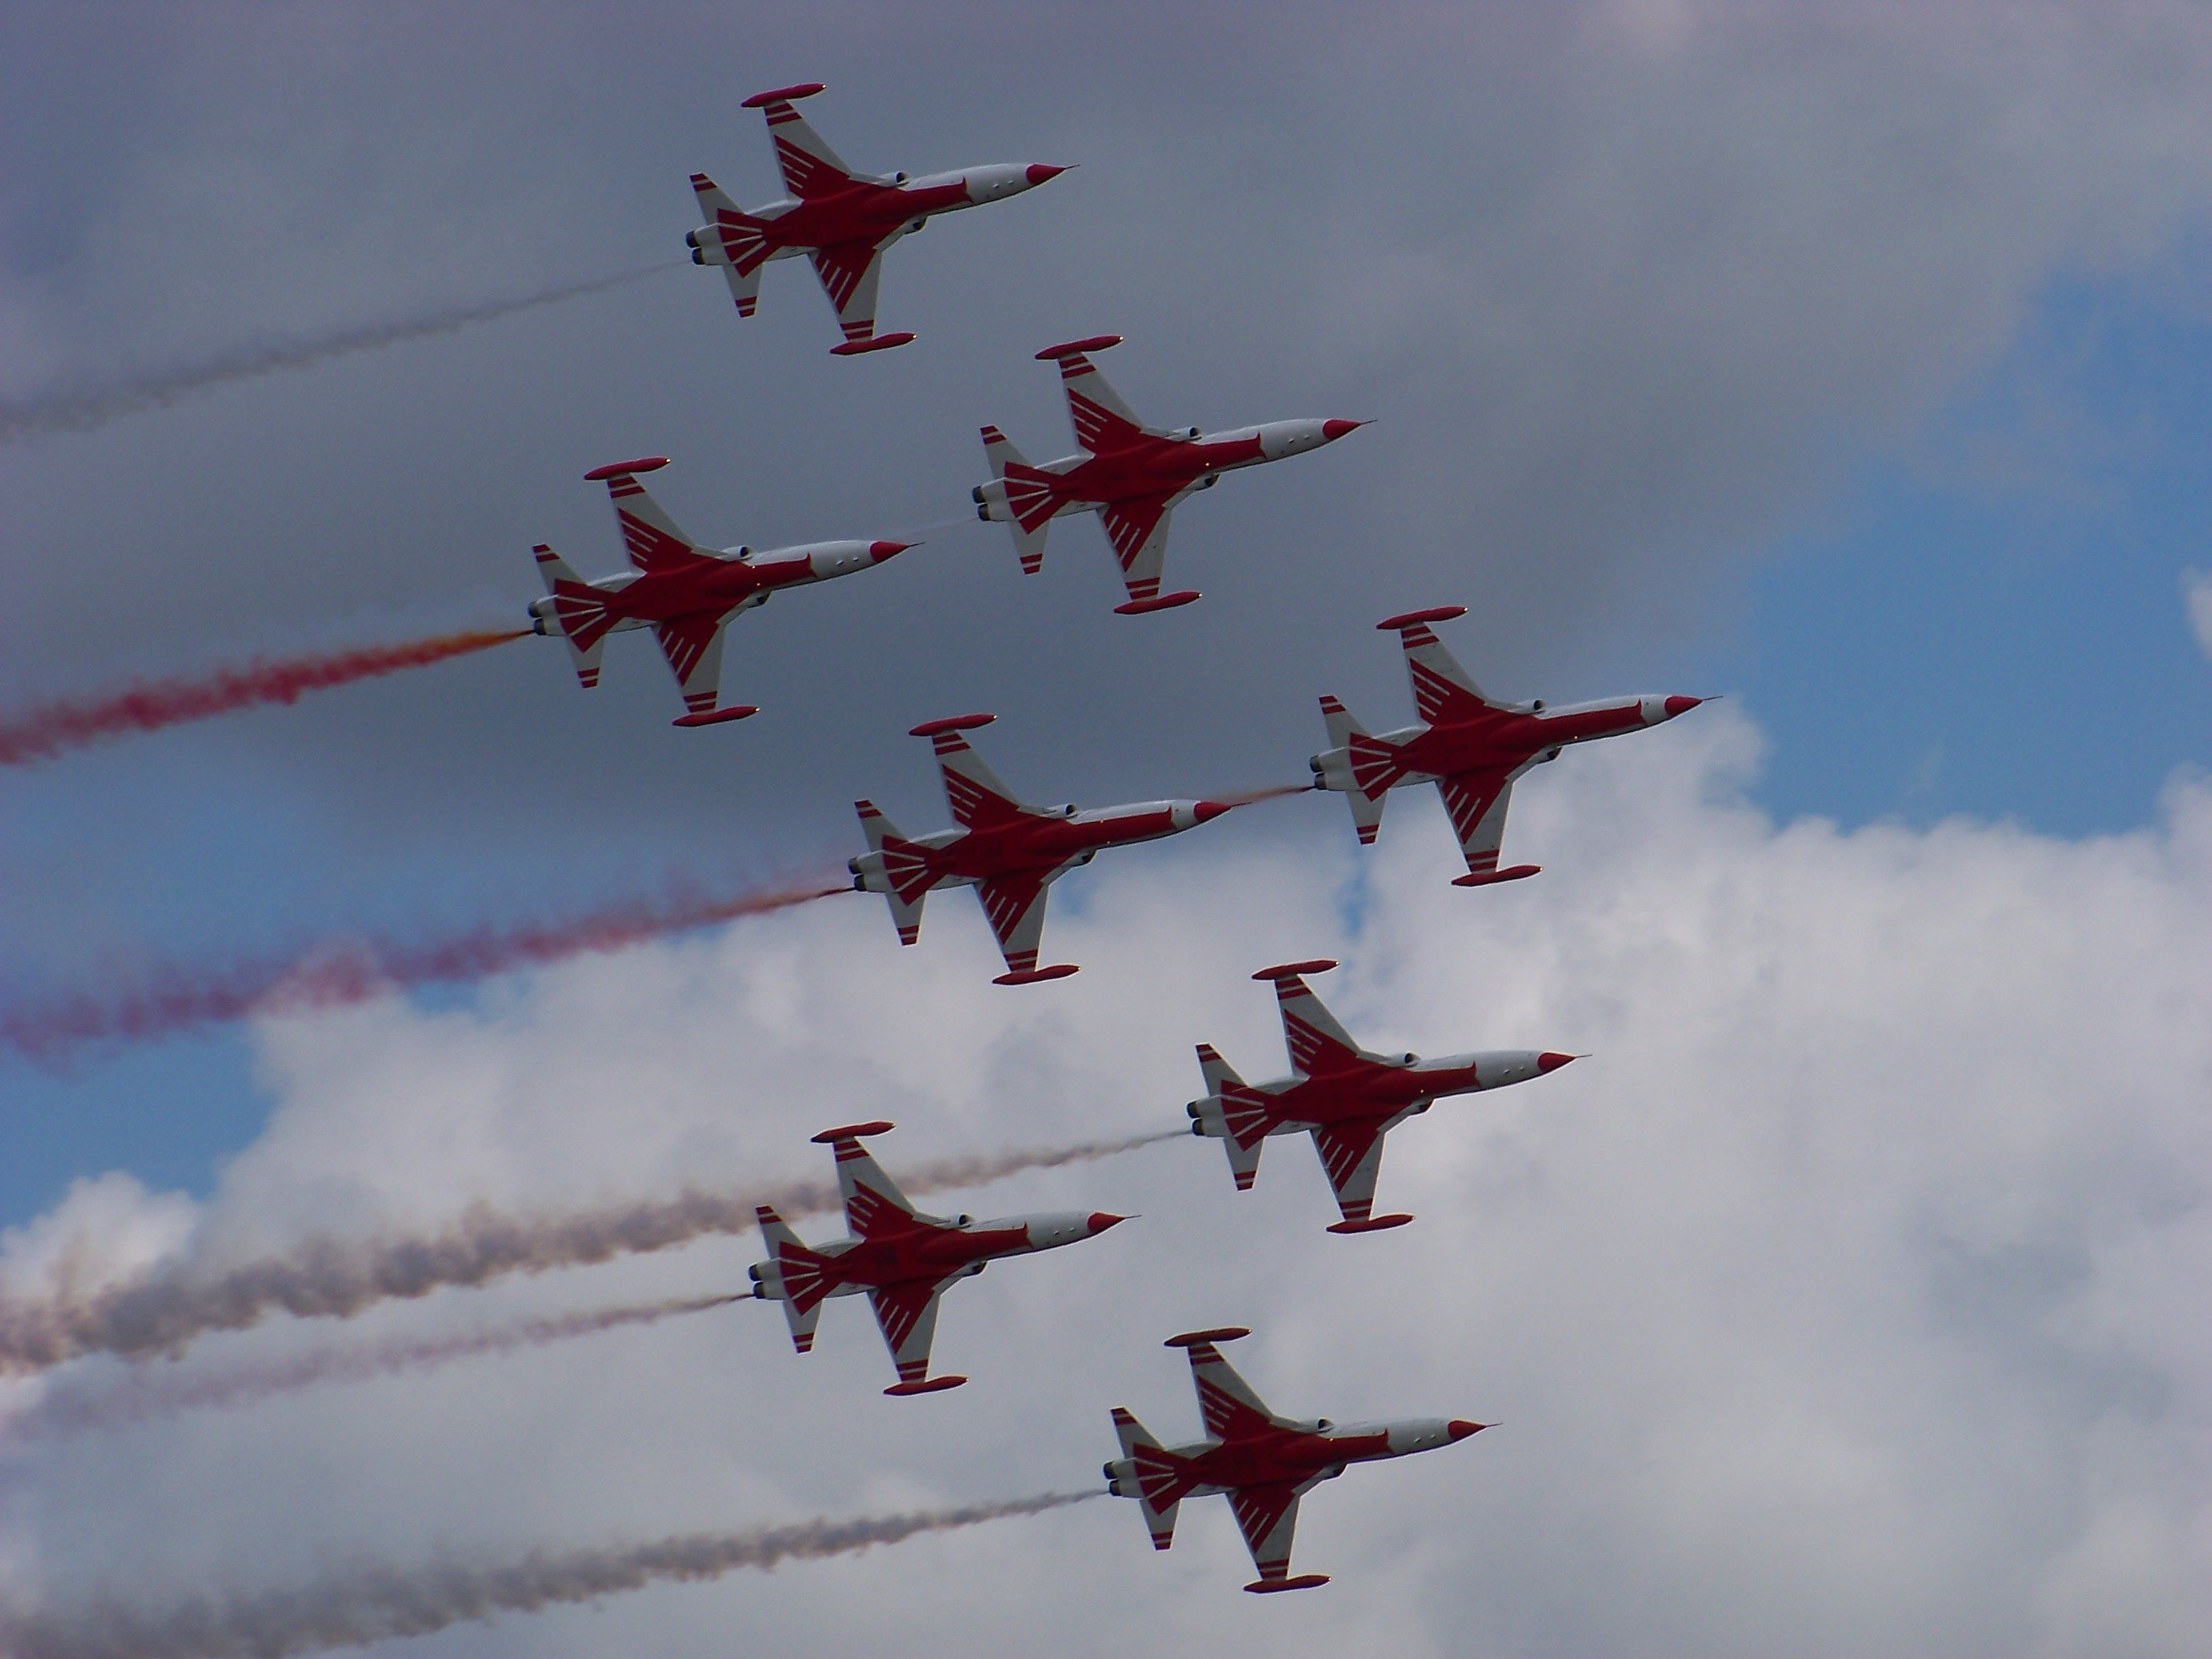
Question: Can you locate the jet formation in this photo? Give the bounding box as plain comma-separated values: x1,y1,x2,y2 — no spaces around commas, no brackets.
501,79,1713,1600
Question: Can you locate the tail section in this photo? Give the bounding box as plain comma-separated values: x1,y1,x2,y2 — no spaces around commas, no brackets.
1316,695,1389,844
752,1205,834,1351
1191,1043,1269,1190
529,544,614,678
687,171,777,298
1107,1408,1184,1550
977,426,1052,573
852,800,930,940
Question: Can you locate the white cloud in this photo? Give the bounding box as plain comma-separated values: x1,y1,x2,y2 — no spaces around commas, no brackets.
6,708,2209,1656
2184,568,2212,662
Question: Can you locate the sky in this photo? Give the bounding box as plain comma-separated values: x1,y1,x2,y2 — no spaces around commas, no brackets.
3,3,2210,1655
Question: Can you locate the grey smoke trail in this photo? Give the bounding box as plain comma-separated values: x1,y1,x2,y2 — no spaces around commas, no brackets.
0,266,672,445
9,1294,743,1442
0,1132,1179,1374
0,1491,1100,1659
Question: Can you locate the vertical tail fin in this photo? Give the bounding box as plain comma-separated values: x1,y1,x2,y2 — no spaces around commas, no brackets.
1108,1408,1183,1550
853,800,929,942
1317,695,1388,844
754,1206,832,1353
1193,1044,1268,1191
530,544,611,685
979,426,1050,574
687,171,776,298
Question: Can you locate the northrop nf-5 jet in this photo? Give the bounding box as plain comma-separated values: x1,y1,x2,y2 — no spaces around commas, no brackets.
972,335,1365,613
1311,605,1704,884
849,712,1235,983
685,82,1067,354
1105,1326,1486,1592
1188,960,1576,1232
749,1122,1125,1395
529,457,907,726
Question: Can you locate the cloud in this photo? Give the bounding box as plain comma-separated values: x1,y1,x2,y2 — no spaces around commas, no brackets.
7,0,2212,897
2184,568,2212,662
4,708,2207,1655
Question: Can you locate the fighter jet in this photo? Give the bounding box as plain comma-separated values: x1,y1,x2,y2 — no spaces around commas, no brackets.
749,1122,1126,1395
849,712,1235,983
528,457,908,726
1105,1326,1486,1592
685,82,1067,354
1310,605,1705,884
971,335,1365,613
1187,960,1576,1232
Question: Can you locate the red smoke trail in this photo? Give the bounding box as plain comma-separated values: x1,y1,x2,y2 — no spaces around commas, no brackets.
0,629,528,768
0,876,849,1065
1214,781,1320,808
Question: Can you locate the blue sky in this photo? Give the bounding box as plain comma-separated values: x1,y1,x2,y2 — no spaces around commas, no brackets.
7,265,2207,1227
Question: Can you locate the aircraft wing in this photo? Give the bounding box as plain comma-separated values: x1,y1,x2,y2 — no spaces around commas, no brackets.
816,1128,924,1237
926,722,1036,829
1054,345,1155,452
972,868,1061,979
751,87,859,198
1436,774,1514,880
1393,613,1508,725
1227,1483,1305,1584
808,238,895,350
1311,1121,1389,1229
1181,1332,1281,1439
653,615,729,718
1097,491,1186,608
1267,968,1363,1077
867,1279,949,1388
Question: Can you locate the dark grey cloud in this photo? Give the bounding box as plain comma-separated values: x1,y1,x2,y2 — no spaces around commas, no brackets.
7,2,2211,972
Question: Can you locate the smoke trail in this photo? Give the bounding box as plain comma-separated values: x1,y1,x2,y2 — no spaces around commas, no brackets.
0,266,672,445
1213,781,1321,808
0,630,528,769
0,875,850,1065
0,1491,1099,1659
9,1294,742,1442
0,1131,1178,1374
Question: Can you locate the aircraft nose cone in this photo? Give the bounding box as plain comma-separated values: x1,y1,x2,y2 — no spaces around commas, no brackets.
869,540,914,562
1026,163,1069,186
1664,695,1704,717
1192,800,1233,824
1320,418,1367,442
1537,1052,1578,1074
1447,1420,1489,1442
1087,1212,1128,1233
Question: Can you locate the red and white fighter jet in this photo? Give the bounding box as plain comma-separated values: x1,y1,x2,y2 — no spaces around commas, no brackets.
972,335,1365,613
849,712,1235,984
1188,960,1575,1232
749,1122,1126,1395
1310,605,1705,884
686,82,1067,354
1105,1326,1487,1593
528,457,908,726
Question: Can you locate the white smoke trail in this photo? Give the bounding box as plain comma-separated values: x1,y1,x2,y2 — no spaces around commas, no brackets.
0,1132,1179,1374
7,1294,743,1442
0,1492,1101,1659
0,265,672,445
